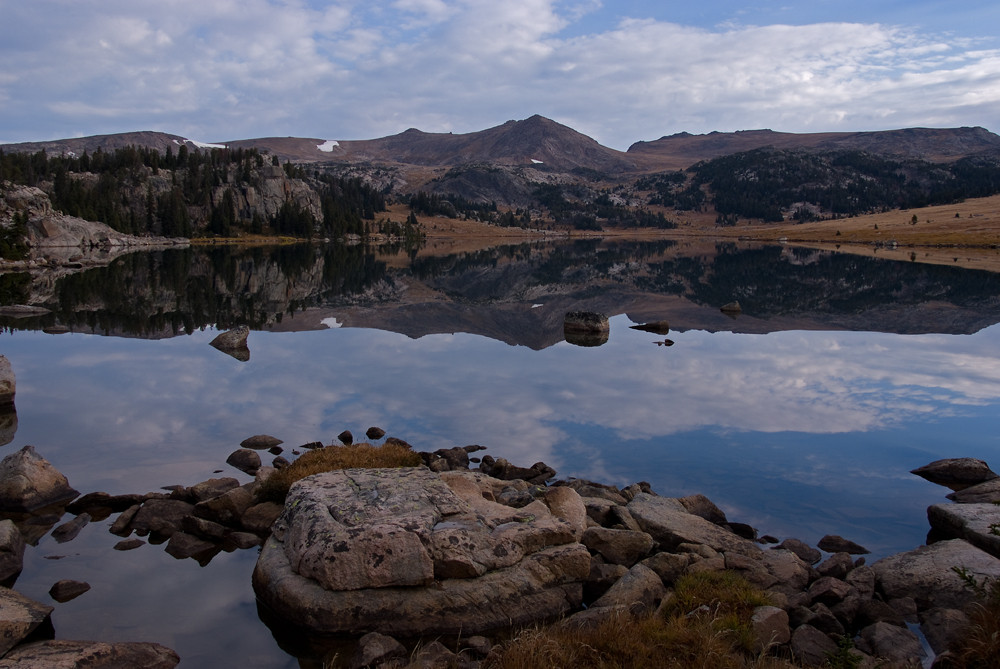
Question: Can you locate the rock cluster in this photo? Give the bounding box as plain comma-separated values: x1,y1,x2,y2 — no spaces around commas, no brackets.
253,451,1000,668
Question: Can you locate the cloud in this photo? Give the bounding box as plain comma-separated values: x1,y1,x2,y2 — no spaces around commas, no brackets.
1,1,999,149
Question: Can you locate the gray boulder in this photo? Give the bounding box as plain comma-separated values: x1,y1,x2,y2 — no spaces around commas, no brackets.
928,503,1000,558
0,587,53,656
911,458,998,491
252,467,590,635
816,534,869,555
627,493,761,557
225,449,261,475
789,624,838,667
239,435,282,450
858,621,926,664
0,446,79,512
0,520,25,584
349,632,406,669
946,477,1000,503
0,355,14,405
589,563,665,613
775,538,821,565
581,527,655,567
0,640,179,668
751,605,790,653
209,325,249,351
872,539,1000,610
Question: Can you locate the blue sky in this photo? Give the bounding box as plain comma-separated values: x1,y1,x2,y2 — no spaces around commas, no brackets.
1,0,999,149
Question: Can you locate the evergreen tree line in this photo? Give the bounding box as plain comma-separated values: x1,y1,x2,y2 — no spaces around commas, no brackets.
0,145,385,238
533,183,676,230
683,148,1000,223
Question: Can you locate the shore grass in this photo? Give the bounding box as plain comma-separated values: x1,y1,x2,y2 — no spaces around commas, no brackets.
257,443,423,502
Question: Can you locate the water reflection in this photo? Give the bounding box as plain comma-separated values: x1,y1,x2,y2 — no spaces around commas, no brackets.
1,240,1000,666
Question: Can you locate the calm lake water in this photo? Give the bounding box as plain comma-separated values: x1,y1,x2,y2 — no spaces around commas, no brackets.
2,239,1000,667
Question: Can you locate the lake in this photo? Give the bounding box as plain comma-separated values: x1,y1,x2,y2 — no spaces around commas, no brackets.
2,238,1000,666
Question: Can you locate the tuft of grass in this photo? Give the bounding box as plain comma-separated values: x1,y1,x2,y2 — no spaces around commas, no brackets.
257,443,423,503
950,575,1000,668
483,571,791,669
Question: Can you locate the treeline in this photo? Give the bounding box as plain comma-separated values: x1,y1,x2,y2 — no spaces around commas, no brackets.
407,190,531,227
682,148,1000,223
533,184,676,230
0,145,386,238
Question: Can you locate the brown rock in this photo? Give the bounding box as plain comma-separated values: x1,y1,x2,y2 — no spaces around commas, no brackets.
50,513,90,543
225,449,261,475
0,640,179,668
0,446,79,512
0,587,53,655
349,631,405,669
48,579,90,603
193,486,253,526
365,427,386,440
911,457,998,491
775,537,821,565
109,504,141,536
581,527,655,567
920,607,970,655
808,576,855,606
816,552,855,580
241,502,284,535
543,486,587,540
0,520,25,584
165,532,219,564
751,605,790,652
240,435,283,449
858,621,927,664
789,624,838,667
817,534,869,555
113,538,145,551
678,493,728,524
130,499,195,538
627,493,761,557
0,355,15,405
590,563,666,613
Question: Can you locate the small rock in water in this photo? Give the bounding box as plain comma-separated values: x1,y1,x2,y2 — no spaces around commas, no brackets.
817,534,870,555
337,430,354,445
225,449,261,475
209,325,249,350
51,513,90,543
114,538,145,551
720,301,742,314
268,446,283,455
49,579,91,602
629,320,670,335
240,434,283,450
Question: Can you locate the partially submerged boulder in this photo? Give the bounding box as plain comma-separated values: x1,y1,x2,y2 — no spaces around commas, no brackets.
252,467,590,635
209,326,250,361
911,458,998,491
0,355,14,405
0,446,78,512
563,311,609,347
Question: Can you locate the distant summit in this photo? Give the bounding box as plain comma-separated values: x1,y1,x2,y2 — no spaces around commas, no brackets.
3,119,999,174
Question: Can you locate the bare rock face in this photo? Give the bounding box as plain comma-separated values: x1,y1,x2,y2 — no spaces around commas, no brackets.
872,539,1000,610
0,640,179,668
252,467,590,635
0,355,14,405
911,458,998,491
0,520,25,584
0,587,53,656
0,446,79,512
927,503,1000,559
946,477,1000,503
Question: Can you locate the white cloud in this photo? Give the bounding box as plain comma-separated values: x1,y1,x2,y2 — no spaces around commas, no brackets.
1,1,999,147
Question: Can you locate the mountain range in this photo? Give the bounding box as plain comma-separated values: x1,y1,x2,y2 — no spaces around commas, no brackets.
4,115,1000,175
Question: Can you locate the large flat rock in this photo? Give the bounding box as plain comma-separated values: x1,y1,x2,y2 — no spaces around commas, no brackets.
626,492,761,557
928,503,1000,559
872,539,1000,610
255,467,590,635
0,640,179,668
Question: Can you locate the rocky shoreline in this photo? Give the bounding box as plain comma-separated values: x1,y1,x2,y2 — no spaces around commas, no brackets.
0,422,998,667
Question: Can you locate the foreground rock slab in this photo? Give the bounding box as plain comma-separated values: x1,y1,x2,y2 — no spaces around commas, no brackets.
0,640,179,668
253,467,590,635
0,587,53,656
0,446,78,512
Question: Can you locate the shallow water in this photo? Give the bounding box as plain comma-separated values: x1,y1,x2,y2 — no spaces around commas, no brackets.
2,240,1000,666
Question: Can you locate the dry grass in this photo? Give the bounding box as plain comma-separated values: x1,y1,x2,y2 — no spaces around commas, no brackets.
483,571,792,669
257,442,423,502
950,578,1000,668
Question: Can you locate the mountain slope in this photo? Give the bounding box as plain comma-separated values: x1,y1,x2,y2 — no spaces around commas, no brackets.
627,127,1000,170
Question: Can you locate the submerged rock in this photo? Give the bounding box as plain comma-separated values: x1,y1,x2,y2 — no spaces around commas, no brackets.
48,579,91,603
0,355,14,405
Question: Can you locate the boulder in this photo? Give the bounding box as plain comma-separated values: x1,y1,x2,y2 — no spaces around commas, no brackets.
581,527,655,567
0,640,179,668
816,552,855,580
50,512,90,543
677,493,728,524
946,477,1000,503
816,534,869,555
337,430,353,445
0,520,25,584
0,587,53,656
911,458,998,491
543,487,587,540
0,355,14,405
241,502,284,535
113,538,145,551
872,539,1000,610
774,538,821,565
589,563,666,613
584,562,629,601
225,449,261,475
129,499,195,538
193,486,253,526
858,621,926,664
240,435,283,450
165,532,219,564
563,311,609,334
349,632,406,669
789,624,838,667
48,579,90,603
751,605,790,652
365,427,386,440
209,325,249,351
627,493,761,557
720,301,742,314
927,503,1000,558
0,446,79,512
0,405,16,448
629,320,670,334
253,467,590,635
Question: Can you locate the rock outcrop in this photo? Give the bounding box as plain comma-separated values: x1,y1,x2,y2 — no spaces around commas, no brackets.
253,467,590,635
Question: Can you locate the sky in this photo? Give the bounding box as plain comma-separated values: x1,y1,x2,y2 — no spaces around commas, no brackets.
1,0,1000,150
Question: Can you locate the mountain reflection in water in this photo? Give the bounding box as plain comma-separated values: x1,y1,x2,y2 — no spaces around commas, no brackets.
1,239,1000,667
